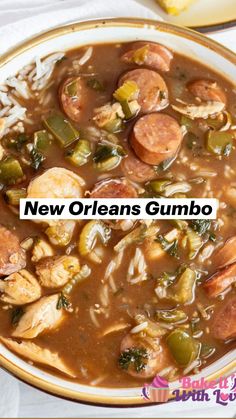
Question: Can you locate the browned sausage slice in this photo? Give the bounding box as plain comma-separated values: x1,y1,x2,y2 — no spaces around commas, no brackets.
212,296,236,340
90,178,138,198
213,236,236,269
121,150,157,183
188,80,226,104
121,42,173,72
203,262,236,298
131,113,182,165
0,226,26,277
119,69,169,113
59,77,83,122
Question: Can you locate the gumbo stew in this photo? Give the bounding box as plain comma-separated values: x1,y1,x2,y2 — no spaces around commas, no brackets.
0,41,235,387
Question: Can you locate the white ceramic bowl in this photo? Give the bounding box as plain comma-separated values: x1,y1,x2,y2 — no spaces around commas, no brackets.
0,18,235,406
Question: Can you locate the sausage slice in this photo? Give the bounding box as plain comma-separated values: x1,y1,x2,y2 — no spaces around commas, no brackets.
119,69,169,113
59,77,83,122
203,262,236,298
121,42,173,72
188,79,226,104
213,236,236,269
90,178,138,198
121,150,157,182
212,296,236,340
131,113,183,165
0,225,26,276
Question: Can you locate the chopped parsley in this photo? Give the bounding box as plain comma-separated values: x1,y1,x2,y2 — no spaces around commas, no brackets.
154,156,175,172
189,219,211,236
30,148,45,170
93,144,125,163
118,347,148,373
155,234,179,258
11,307,24,326
57,293,70,310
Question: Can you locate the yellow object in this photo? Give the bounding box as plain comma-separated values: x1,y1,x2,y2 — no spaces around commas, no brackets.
156,0,195,15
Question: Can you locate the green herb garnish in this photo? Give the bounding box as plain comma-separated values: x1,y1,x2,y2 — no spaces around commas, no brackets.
30,148,45,170
57,293,70,310
118,347,148,372
154,155,175,172
189,220,211,236
156,234,179,258
93,144,125,163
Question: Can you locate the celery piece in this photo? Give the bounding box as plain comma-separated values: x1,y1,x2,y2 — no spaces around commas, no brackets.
66,140,91,167
5,188,27,205
113,81,139,103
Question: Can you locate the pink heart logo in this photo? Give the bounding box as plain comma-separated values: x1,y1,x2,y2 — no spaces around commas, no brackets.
220,393,229,401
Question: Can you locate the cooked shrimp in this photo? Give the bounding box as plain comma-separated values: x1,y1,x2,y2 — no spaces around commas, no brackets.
36,255,80,288
27,167,85,199
12,294,64,339
0,269,41,305
119,333,171,378
27,168,84,247
1,338,75,377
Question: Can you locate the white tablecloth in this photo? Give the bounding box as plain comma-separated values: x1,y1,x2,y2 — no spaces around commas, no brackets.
0,1,235,417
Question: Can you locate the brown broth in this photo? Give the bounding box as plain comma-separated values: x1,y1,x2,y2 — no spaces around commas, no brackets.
0,42,235,387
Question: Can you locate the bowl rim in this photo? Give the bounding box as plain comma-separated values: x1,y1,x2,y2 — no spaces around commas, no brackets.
0,17,235,406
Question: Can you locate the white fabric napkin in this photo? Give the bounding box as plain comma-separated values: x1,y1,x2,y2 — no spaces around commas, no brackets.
0,1,235,418
0,369,20,418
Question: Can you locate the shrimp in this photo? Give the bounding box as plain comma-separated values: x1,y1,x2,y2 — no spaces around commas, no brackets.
27,167,85,246
119,333,171,378
27,167,85,199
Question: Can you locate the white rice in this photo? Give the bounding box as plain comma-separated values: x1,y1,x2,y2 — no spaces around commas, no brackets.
158,366,175,378
78,47,93,66
99,284,109,307
4,105,27,129
89,307,100,328
104,260,116,279
108,275,117,293
130,321,148,334
0,91,11,106
183,359,201,375
90,374,108,386
127,248,147,284
6,77,31,99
